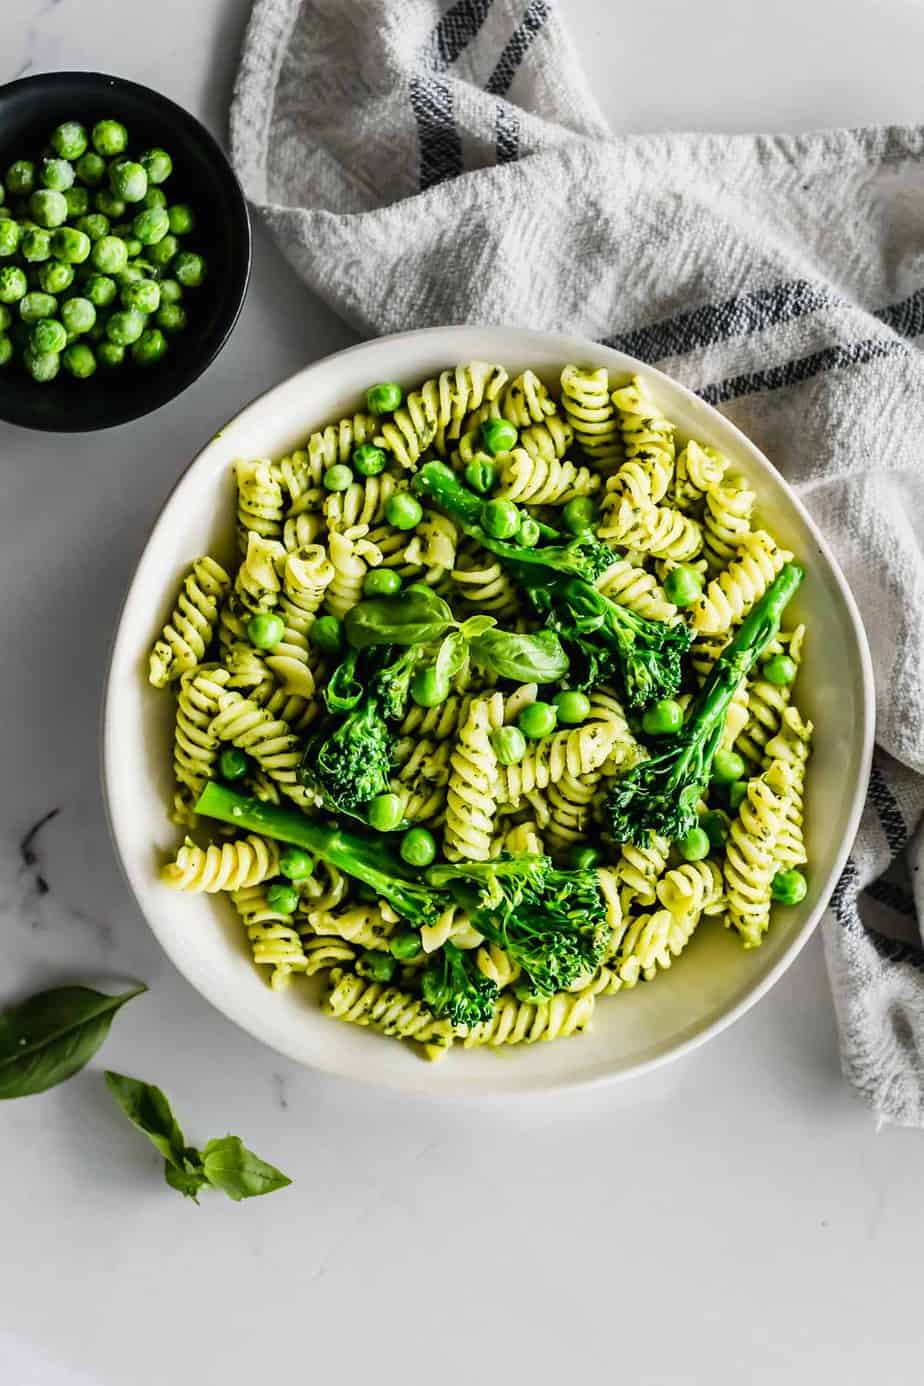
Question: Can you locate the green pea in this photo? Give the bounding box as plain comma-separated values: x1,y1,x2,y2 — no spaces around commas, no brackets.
20,227,52,263
712,748,746,784
106,308,146,346
75,151,106,187
400,827,437,867
368,792,404,833
219,746,250,781
96,340,125,369
29,188,68,228
0,333,12,367
389,929,421,960
701,810,730,849
174,250,206,287
770,868,808,906
122,278,160,314
61,342,96,379
30,318,67,355
156,302,186,335
84,273,117,308
133,206,170,246
279,847,315,881
490,725,527,766
50,227,91,264
6,160,35,196
566,844,601,870
91,236,129,274
19,292,58,323
728,781,748,813
357,950,397,983
63,186,89,219
410,666,450,708
642,698,684,736
94,188,126,220
365,381,403,414
148,233,179,267
158,277,182,303
49,121,87,161
247,612,285,649
92,119,128,157
309,614,343,653
518,701,557,739
464,456,496,494
562,496,597,534
123,236,143,259
117,263,146,288
352,443,387,477
24,347,59,383
480,417,518,455
0,219,19,257
109,159,148,203
140,147,173,185
60,297,96,336
0,267,28,303
323,463,353,492
663,564,704,608
517,516,541,547
74,212,109,242
678,826,711,862
554,690,591,725
167,203,195,235
266,881,300,914
363,568,402,598
481,497,520,539
385,492,423,530
141,186,168,210
40,157,75,192
762,654,797,686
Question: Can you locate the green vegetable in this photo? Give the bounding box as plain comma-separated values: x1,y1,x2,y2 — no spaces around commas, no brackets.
247,611,285,650
140,147,173,184
356,950,396,983
323,463,353,492
40,157,75,192
91,235,128,274
197,784,611,999
763,654,797,686
554,689,590,724
50,227,91,264
368,793,404,833
24,347,59,382
363,567,402,598
132,207,170,246
366,381,403,414
566,845,600,870
132,327,168,366
148,233,179,267
156,302,187,335
38,259,74,294
464,456,496,494
19,290,57,322
104,1071,290,1203
75,151,106,186
51,121,88,161
390,929,421,961
605,564,804,844
63,186,89,219
30,318,66,355
109,159,148,203
771,869,807,905
712,749,746,785
309,614,343,653
664,564,704,607
469,628,569,684
562,496,597,534
0,266,27,302
482,497,520,539
92,120,128,157
60,297,96,335
219,746,249,781
701,810,730,849
6,160,35,196
29,189,68,228
518,701,557,740
0,984,146,1100
345,586,454,649
410,666,450,708
641,698,684,736
122,277,160,314
422,942,497,1027
279,847,314,881
97,341,124,368
480,417,518,455
0,219,20,256
94,188,126,220
142,186,168,210
0,334,12,367
85,273,117,307
167,203,195,235
266,881,299,913
174,250,206,287
491,725,526,765
728,781,748,813
20,226,51,262
400,827,437,867
678,826,710,862
106,308,146,346
517,516,541,547
353,442,387,476
385,491,422,530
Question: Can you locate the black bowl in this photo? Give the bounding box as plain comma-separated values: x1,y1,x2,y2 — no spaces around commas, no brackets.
0,71,251,432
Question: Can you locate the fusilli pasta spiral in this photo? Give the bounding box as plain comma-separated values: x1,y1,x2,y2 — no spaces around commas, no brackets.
149,556,230,687
161,833,279,892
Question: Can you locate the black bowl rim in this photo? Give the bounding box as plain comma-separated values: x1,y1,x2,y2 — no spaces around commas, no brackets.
0,70,252,433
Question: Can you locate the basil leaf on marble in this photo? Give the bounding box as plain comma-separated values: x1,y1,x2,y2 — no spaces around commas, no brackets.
201,1136,292,1202
164,1159,209,1203
0,984,147,1100
104,1071,188,1168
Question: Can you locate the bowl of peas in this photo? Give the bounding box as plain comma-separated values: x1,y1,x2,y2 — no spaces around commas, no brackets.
0,71,251,431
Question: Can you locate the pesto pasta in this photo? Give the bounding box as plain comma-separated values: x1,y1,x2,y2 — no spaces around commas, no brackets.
150,360,813,1061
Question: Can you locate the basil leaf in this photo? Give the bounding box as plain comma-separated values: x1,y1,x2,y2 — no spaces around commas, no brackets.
0,984,146,1100
104,1070,188,1168
324,650,363,712
458,614,497,641
434,629,468,686
344,591,454,649
164,1157,208,1203
470,629,570,683
201,1136,292,1202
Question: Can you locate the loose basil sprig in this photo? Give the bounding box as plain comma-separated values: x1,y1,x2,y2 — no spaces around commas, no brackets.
105,1071,291,1203
0,983,146,1100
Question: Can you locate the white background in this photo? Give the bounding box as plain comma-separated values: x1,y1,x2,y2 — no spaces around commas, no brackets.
1,2,923,1383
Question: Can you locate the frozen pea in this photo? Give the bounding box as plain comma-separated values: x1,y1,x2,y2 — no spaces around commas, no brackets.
141,186,168,210
106,308,146,346
94,188,125,220
60,297,96,335
167,203,195,236
123,237,142,258
109,159,148,203
38,260,75,295
97,340,125,368
158,277,182,303
61,341,96,378
74,212,109,242
132,206,169,245
0,219,20,257
75,151,106,187
122,278,160,314
0,266,28,303
50,227,91,264
131,327,167,366
6,160,35,196
117,264,146,288
51,122,88,161
91,236,129,274
29,189,68,228
147,233,178,267
156,301,186,334
63,186,89,219
84,273,117,308
39,157,75,192
30,318,67,355
92,120,128,157
20,227,52,262
173,251,206,287
139,148,172,184
19,292,58,323
24,346,60,382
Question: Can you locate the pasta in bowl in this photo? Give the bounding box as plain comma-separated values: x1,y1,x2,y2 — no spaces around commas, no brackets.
103,327,873,1095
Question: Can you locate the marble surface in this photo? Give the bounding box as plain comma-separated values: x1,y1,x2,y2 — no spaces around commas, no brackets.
2,2,924,1383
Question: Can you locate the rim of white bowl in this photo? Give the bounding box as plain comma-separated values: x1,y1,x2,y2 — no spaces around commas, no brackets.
102,326,876,1097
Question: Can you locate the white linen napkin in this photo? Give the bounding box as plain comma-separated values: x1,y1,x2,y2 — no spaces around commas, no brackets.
230,0,924,1124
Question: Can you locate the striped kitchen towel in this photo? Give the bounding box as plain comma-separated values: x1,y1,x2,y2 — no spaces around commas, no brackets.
231,0,924,1123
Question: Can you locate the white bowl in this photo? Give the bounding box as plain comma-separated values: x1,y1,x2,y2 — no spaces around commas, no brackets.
103,326,874,1096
